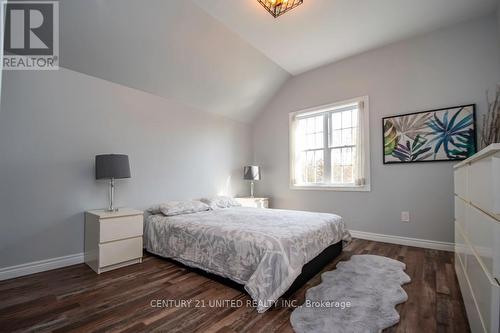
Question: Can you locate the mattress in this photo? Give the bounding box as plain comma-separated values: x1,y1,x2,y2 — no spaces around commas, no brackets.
144,207,350,313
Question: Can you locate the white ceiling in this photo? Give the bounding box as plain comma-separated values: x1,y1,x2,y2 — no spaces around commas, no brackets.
194,0,499,75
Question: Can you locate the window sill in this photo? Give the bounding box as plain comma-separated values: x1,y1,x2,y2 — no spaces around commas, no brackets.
290,184,371,192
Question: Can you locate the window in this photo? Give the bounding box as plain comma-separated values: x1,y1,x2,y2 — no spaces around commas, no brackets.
289,96,370,191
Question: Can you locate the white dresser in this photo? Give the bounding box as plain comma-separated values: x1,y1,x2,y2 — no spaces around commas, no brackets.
84,209,144,274
454,144,500,333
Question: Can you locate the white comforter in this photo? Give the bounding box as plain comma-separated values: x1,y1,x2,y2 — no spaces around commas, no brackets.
144,207,350,313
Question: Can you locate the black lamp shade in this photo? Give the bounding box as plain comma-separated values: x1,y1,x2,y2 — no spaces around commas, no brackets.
95,154,131,180
243,166,261,180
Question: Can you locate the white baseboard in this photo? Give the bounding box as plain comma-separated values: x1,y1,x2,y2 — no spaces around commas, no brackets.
0,252,84,281
0,231,454,281
350,230,454,252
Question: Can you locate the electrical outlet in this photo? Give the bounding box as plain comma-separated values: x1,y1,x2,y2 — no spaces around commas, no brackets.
401,211,410,223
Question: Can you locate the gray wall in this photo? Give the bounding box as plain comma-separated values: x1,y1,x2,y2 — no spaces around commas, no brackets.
253,16,500,243
0,68,252,268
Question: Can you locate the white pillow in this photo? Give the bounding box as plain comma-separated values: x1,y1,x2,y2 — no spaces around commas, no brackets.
199,196,241,209
158,200,209,216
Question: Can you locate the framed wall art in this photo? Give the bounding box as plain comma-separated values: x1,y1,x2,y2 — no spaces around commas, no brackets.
383,104,476,164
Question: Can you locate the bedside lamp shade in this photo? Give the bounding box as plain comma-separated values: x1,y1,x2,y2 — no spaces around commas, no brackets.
95,154,131,212
95,154,131,180
243,166,261,181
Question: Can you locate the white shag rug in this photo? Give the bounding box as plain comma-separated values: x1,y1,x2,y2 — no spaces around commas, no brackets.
290,255,411,333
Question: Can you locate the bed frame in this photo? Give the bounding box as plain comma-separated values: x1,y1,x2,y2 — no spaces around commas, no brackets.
159,241,343,298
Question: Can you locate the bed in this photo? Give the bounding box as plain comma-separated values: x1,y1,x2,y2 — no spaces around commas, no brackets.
144,206,350,313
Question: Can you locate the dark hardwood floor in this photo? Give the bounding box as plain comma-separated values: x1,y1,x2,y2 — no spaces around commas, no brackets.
0,239,470,333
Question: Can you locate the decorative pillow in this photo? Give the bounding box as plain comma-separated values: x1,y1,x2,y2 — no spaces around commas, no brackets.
158,200,210,216
199,196,241,209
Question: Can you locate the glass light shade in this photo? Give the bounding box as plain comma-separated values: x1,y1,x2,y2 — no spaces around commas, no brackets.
257,0,303,18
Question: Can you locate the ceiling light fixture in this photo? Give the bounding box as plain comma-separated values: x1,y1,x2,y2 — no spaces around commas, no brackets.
258,0,303,18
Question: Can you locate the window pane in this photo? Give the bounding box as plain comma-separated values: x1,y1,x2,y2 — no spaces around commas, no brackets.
352,109,358,127
306,151,314,182
300,151,307,183
298,118,307,132
306,118,314,133
342,147,353,166
331,148,341,164
315,150,324,183
342,128,352,146
342,110,352,128
331,147,355,184
316,116,323,131
300,150,324,184
301,115,324,149
343,165,353,183
331,112,342,130
315,133,323,148
342,147,354,183
306,134,313,149
305,133,322,150
332,165,342,183
331,129,341,147
331,148,342,183
304,115,323,134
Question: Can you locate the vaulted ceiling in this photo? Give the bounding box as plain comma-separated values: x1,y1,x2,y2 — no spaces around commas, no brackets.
195,0,498,75
60,0,498,122
60,0,289,122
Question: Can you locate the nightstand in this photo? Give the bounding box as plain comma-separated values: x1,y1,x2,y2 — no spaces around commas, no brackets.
84,209,144,274
235,197,269,208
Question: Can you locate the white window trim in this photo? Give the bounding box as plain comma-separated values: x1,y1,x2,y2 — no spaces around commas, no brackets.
289,96,371,192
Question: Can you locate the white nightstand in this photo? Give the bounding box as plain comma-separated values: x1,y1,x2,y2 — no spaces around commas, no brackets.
84,208,144,274
235,197,269,208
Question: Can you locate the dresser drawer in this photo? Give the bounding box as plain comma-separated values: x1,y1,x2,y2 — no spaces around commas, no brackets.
99,215,143,243
466,205,500,280
456,253,485,333
99,237,143,267
469,156,500,215
466,252,500,333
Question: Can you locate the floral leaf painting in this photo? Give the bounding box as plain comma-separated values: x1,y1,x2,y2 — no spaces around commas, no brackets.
391,113,432,141
384,120,399,155
427,108,475,159
391,135,433,162
383,105,476,164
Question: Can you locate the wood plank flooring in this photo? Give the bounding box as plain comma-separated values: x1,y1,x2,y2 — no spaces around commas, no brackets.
0,239,470,333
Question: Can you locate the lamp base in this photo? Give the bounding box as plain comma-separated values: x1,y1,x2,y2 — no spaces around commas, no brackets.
107,178,119,212
105,208,119,212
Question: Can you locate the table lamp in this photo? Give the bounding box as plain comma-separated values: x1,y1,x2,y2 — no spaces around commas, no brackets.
95,154,131,212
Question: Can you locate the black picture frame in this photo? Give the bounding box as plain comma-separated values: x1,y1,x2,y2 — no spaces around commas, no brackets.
382,104,477,164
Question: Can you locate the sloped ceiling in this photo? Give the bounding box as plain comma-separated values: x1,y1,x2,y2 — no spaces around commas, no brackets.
60,0,289,122
194,0,498,75
60,0,498,122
